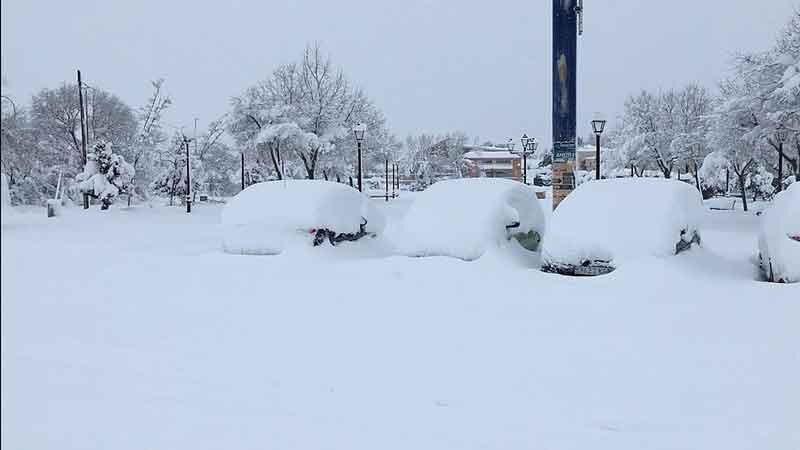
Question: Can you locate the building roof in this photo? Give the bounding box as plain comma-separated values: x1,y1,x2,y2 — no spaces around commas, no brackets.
463,150,521,161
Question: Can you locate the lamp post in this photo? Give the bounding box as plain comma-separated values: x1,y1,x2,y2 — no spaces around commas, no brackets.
776,126,788,193
353,123,367,192
591,118,607,180
518,134,538,185
183,135,193,213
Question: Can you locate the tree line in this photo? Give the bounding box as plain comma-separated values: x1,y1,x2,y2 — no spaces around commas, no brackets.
2,43,477,207
604,11,799,210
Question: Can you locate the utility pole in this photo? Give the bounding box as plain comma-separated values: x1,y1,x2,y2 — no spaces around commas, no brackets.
552,0,582,209
183,135,192,213
77,70,89,209
194,118,199,202
241,153,245,191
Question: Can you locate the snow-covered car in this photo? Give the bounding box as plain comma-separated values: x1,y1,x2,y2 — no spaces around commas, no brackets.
393,178,545,260
758,182,799,283
222,180,385,255
541,179,704,276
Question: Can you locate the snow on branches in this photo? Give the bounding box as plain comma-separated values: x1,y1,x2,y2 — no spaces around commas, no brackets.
75,140,134,209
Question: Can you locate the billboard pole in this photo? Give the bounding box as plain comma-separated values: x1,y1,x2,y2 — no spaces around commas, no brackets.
552,0,582,209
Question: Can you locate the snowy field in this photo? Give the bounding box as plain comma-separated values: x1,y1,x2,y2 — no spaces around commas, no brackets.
1,198,798,450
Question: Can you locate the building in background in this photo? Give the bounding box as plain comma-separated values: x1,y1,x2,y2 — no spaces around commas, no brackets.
462,144,524,180
576,146,597,173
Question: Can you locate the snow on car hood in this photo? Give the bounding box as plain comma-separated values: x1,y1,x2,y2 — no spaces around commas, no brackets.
758,182,800,283
394,178,545,261
542,178,704,267
222,180,385,254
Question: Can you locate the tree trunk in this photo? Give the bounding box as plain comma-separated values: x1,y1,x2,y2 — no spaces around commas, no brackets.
738,174,748,212
269,148,282,180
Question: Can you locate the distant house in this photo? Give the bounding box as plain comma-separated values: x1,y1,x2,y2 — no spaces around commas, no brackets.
576,145,619,174
462,144,524,180
576,146,597,172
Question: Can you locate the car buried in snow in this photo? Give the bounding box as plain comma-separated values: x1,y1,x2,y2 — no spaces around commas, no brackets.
541,178,704,276
393,178,546,261
758,182,799,283
221,180,385,255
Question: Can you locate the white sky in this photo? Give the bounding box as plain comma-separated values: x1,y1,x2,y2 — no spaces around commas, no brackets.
1,0,796,147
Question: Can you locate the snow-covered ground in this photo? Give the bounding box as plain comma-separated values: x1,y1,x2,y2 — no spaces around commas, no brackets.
1,197,798,450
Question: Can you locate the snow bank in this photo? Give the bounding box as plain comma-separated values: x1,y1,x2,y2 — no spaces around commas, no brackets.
394,178,545,260
1,173,12,225
758,182,800,283
542,178,704,267
705,197,737,210
222,180,385,255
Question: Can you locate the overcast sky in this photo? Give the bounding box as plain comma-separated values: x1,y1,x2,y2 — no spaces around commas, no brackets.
1,0,796,147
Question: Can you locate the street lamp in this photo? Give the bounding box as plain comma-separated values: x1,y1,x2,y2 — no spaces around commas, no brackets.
591,118,607,180
516,134,538,185
776,126,788,193
353,122,367,192
182,135,193,213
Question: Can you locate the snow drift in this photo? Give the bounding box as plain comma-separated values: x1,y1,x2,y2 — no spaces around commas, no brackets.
394,178,545,260
542,178,704,269
758,182,800,283
222,180,385,255
1,173,11,224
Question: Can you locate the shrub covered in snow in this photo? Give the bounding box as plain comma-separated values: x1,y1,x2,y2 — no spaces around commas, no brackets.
222,180,385,255
75,141,135,210
758,182,800,283
542,178,704,274
394,178,545,261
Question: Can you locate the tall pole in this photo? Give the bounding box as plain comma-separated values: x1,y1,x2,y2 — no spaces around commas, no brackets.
241,153,245,191
357,141,363,192
777,142,784,193
193,118,198,201
385,159,389,201
392,163,396,198
595,133,601,180
184,136,191,213
552,0,579,209
523,151,528,184
77,70,89,209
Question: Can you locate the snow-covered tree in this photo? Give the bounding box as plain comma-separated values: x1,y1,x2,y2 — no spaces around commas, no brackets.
75,140,134,210
1,90,52,204
707,81,769,211
193,117,238,197
751,164,775,200
698,151,730,195
127,79,171,205
229,43,390,182
150,133,199,206
615,84,712,179
718,12,800,181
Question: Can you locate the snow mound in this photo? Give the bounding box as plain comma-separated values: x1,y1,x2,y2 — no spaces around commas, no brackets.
1,173,11,223
222,180,385,255
758,182,800,283
542,178,704,267
394,178,545,260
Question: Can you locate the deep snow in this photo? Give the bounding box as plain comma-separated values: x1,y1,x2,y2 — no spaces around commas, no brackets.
393,178,545,260
1,197,798,450
542,179,705,268
221,180,385,255
758,182,800,283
